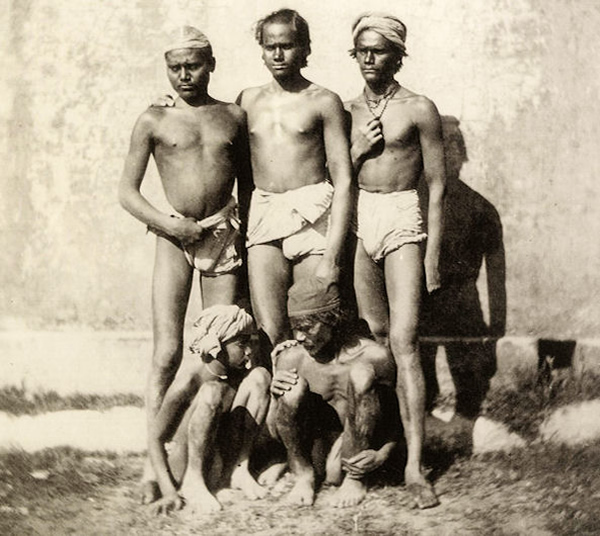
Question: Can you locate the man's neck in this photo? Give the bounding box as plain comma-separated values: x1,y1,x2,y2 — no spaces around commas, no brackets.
205,358,228,380
364,78,399,99
178,93,213,108
270,74,310,93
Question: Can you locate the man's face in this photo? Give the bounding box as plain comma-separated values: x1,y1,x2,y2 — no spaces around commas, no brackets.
261,22,306,80
165,48,214,100
223,334,253,370
354,30,400,84
292,319,333,356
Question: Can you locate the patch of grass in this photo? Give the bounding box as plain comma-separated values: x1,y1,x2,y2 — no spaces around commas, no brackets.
478,441,600,535
0,386,143,416
0,448,140,535
482,369,600,440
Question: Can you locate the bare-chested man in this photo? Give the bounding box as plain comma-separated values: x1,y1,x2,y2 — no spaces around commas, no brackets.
237,9,353,353
268,277,398,507
345,13,446,509
148,305,270,515
118,26,252,503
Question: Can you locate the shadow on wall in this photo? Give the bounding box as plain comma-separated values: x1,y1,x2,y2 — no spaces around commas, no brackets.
419,116,507,419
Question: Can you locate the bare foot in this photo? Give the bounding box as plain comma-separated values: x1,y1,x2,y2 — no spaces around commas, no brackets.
405,476,439,509
140,480,161,505
285,475,315,506
330,477,367,508
231,466,267,500
181,485,222,514
180,475,222,514
258,462,288,487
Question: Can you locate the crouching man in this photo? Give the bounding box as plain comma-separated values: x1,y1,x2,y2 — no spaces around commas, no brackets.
267,277,398,507
148,305,270,515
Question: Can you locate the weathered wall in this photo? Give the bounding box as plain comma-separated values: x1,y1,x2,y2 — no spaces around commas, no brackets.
2,0,599,337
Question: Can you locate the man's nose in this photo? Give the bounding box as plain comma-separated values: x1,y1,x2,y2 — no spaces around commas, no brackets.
273,46,284,60
179,67,191,80
295,332,306,342
365,51,375,64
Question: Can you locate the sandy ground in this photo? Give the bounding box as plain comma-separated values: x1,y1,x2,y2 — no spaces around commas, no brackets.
2,402,600,535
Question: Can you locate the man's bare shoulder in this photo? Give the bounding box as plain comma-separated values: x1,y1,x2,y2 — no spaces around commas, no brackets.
339,337,390,363
237,85,269,106
343,93,366,114
131,106,167,134
397,88,440,118
307,84,342,105
211,100,247,122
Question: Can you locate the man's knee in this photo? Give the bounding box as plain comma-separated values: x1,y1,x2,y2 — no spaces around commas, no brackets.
389,327,419,359
243,367,271,393
348,363,377,396
278,376,309,410
196,381,228,412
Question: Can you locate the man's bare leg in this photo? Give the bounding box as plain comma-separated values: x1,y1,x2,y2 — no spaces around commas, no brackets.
180,382,233,513
200,271,238,308
228,368,271,500
271,376,315,506
142,236,193,504
353,242,390,343
385,246,439,509
331,363,380,508
248,244,292,347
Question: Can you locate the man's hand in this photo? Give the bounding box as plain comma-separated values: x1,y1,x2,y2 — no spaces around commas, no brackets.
150,493,184,515
150,94,176,107
351,118,383,164
270,368,298,398
341,449,385,479
168,217,205,246
424,255,442,294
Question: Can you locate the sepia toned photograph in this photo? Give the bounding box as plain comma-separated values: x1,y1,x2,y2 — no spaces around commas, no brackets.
1,1,599,534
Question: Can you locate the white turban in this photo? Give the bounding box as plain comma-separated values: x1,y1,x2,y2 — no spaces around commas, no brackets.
165,25,211,55
352,12,408,56
189,305,254,359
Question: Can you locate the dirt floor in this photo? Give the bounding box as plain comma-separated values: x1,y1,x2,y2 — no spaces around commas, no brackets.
2,431,599,536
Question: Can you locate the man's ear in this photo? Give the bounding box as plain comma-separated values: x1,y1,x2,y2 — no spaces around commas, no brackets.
210,56,216,73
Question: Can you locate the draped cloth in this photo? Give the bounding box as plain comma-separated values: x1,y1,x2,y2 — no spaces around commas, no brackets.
351,12,408,56
189,305,254,359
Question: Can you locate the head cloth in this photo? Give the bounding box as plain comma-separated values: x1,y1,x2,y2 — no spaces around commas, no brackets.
189,305,254,358
352,12,407,57
165,25,211,55
287,277,341,318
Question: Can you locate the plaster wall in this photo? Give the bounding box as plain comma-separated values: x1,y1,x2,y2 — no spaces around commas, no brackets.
2,0,599,338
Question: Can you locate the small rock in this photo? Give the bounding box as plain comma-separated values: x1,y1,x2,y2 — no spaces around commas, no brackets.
29,470,50,480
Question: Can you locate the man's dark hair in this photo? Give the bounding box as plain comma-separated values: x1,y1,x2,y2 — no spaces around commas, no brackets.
254,8,311,67
291,306,373,351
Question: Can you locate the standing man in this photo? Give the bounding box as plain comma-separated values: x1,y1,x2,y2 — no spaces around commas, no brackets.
345,12,446,509
237,9,353,352
118,26,253,503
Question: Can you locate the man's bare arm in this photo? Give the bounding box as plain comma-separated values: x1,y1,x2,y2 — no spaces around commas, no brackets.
233,111,254,237
117,112,205,245
417,98,446,293
316,93,354,283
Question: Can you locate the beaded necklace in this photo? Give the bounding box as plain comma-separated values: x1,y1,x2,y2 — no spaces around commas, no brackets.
364,81,400,120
